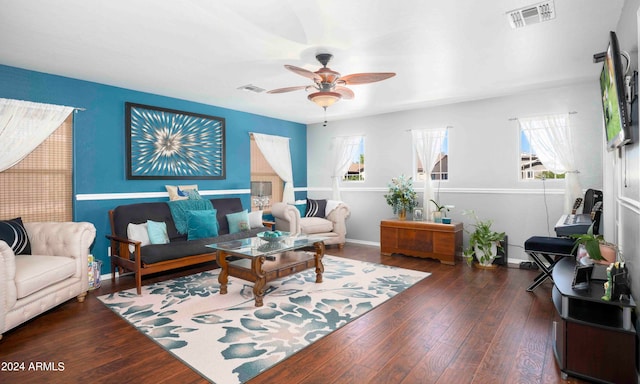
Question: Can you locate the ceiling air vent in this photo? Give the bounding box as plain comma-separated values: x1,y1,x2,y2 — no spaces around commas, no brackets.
507,1,555,29
237,84,265,93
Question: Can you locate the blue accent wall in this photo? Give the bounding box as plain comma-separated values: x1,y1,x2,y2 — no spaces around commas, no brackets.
0,64,307,273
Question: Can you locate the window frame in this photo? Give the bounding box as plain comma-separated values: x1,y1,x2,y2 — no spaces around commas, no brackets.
414,129,449,182
342,135,365,182
518,128,565,182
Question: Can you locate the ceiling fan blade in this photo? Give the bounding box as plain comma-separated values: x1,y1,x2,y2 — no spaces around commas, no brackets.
267,85,310,94
334,86,355,100
341,72,396,85
285,65,322,81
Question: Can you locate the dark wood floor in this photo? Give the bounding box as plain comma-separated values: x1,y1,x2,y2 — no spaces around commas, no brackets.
0,244,590,383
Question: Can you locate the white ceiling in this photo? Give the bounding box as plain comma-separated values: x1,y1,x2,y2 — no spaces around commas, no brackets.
0,0,627,124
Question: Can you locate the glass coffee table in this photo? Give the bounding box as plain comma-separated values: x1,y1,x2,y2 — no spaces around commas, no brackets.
207,234,326,307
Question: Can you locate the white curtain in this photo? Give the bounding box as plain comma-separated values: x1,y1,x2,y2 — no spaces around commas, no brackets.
252,133,295,203
0,98,74,172
329,136,361,200
519,113,582,213
412,128,447,217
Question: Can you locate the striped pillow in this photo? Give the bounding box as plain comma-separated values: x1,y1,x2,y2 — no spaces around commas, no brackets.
0,217,31,255
305,199,327,218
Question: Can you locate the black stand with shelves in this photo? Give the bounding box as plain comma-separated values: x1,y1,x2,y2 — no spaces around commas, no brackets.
552,257,637,383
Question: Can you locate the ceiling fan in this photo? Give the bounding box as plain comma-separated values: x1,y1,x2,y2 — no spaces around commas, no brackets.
267,53,396,109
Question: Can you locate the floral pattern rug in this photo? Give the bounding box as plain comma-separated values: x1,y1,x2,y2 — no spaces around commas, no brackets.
98,255,430,384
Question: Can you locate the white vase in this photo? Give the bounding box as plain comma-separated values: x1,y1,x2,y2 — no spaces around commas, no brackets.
474,242,498,267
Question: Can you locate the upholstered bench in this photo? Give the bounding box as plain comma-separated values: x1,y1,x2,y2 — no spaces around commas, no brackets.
524,236,576,292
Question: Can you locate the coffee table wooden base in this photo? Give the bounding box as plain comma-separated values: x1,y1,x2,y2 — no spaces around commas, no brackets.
216,241,325,307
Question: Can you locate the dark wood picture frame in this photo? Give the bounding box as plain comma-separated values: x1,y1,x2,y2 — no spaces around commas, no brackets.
125,102,225,180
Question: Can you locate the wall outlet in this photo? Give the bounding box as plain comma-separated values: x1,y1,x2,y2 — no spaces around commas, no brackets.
107,246,111,256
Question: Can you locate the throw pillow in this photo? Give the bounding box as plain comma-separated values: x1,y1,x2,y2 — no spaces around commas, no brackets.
165,185,198,201
186,209,219,240
0,217,31,255
147,220,169,244
305,198,327,218
226,210,250,234
127,222,150,253
293,202,307,217
248,210,263,229
187,189,202,200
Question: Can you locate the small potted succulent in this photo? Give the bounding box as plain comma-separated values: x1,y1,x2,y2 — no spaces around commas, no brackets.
384,174,419,220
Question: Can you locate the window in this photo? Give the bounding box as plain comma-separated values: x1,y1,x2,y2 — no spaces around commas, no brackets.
250,135,282,211
519,129,565,180
342,136,365,181
416,130,448,181
0,115,73,221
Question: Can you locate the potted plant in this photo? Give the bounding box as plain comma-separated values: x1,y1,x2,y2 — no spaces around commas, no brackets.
571,224,616,265
462,210,506,268
384,174,418,220
430,199,449,223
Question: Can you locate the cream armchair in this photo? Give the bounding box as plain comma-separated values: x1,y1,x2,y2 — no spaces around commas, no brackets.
0,221,96,339
271,201,350,248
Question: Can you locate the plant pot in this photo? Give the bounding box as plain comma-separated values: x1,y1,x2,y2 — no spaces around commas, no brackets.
577,243,617,265
432,211,442,223
398,209,407,220
599,243,616,264
474,243,498,267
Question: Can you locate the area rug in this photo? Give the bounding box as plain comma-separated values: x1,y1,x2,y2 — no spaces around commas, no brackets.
98,255,430,384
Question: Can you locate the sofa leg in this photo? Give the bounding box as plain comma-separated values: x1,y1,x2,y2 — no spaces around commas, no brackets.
338,243,345,250
136,273,142,295
77,292,87,303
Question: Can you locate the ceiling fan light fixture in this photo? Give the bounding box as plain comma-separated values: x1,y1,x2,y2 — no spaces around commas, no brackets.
308,91,342,108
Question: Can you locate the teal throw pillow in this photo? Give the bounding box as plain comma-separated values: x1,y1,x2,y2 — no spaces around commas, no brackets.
186,209,219,240
187,189,203,200
147,220,169,244
294,203,307,217
226,210,250,234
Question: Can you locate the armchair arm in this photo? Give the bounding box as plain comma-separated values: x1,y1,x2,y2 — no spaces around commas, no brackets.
326,203,350,237
0,240,17,325
25,222,96,258
24,222,96,286
271,202,301,234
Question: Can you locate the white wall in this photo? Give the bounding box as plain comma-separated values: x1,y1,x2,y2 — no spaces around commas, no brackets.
307,81,603,263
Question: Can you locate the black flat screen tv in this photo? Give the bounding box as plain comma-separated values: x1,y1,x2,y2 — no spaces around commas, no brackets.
599,31,631,151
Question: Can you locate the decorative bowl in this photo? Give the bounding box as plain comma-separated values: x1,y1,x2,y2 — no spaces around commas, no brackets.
257,231,289,243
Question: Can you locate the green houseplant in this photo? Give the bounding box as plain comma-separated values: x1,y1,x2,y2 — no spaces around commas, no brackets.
462,211,506,267
571,223,616,265
384,175,418,220
430,199,449,222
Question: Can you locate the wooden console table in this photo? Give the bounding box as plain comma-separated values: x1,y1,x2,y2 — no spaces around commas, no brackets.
380,219,463,265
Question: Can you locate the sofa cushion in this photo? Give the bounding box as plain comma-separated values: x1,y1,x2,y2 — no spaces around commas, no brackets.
112,202,181,241
127,222,150,253
305,199,327,218
0,217,31,255
14,255,76,299
139,227,267,264
210,198,245,235
186,209,219,240
227,210,250,234
147,220,169,244
300,217,333,234
165,184,198,201
248,210,263,228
